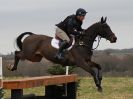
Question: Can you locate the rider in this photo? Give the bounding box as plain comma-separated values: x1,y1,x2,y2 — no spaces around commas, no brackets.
55,8,87,59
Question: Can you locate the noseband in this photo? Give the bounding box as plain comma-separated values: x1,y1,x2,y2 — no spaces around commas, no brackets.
106,33,115,41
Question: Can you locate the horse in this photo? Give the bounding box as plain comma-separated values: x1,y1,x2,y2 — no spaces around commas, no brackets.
8,17,117,92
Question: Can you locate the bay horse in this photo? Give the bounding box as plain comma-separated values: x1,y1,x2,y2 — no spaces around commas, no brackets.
9,17,117,92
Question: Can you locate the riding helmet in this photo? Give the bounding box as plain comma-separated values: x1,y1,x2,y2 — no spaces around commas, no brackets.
76,8,87,16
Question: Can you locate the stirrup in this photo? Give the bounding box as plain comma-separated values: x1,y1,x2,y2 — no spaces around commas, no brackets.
54,53,64,60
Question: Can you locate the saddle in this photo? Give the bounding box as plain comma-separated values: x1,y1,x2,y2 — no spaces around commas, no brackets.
51,36,75,50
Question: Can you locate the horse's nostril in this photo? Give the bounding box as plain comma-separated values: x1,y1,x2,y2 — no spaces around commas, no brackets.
110,37,117,43
113,37,117,42
114,37,117,41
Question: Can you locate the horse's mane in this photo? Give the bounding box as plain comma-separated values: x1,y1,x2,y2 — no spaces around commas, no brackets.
86,22,100,31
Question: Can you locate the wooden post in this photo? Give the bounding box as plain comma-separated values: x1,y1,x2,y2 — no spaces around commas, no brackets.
45,85,66,99
0,57,4,99
67,82,77,99
66,66,69,75
65,66,69,96
11,89,23,99
0,57,3,88
45,85,56,98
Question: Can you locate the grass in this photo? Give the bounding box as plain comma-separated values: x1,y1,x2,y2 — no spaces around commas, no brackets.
3,77,133,99
78,77,133,99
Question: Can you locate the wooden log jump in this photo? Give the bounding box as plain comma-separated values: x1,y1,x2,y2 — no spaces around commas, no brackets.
3,74,77,99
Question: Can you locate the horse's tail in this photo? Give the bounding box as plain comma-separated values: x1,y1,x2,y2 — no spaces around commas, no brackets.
16,32,34,50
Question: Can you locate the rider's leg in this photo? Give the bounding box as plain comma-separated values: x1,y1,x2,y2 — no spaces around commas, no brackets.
55,40,68,59
55,27,70,42
55,27,70,59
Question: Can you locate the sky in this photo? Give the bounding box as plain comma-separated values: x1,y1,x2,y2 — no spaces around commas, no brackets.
0,0,133,54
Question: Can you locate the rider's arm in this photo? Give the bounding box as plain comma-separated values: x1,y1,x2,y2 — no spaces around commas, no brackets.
78,23,86,35
78,22,84,31
67,19,81,36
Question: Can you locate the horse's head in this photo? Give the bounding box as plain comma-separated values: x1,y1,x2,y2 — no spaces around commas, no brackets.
97,17,117,43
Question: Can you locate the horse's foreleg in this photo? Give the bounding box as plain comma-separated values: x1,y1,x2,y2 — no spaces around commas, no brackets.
75,59,101,92
88,61,102,92
90,62,102,86
97,64,102,86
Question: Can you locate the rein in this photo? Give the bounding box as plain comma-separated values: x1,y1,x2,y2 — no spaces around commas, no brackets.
92,36,101,50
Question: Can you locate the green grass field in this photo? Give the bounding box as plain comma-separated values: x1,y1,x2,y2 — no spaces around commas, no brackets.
3,77,133,99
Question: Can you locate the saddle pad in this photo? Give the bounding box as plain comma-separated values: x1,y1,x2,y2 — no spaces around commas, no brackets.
51,38,75,50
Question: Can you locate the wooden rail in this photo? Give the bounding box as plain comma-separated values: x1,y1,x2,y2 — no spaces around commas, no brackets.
3,74,77,99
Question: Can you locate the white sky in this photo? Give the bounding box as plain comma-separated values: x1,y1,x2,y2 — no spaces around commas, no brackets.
0,0,133,54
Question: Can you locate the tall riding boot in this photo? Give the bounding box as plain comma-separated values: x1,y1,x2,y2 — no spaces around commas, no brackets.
54,40,68,60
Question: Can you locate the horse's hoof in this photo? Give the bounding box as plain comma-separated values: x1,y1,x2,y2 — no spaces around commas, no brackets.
11,67,17,71
98,87,103,93
7,65,17,71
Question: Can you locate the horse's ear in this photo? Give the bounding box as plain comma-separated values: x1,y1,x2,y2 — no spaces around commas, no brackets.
101,17,104,24
104,17,107,23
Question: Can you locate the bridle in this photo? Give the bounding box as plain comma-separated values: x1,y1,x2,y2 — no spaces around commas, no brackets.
75,35,102,50
74,23,115,50
75,32,114,50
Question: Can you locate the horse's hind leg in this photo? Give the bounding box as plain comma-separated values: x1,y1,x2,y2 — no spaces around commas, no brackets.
27,54,42,62
8,51,24,71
